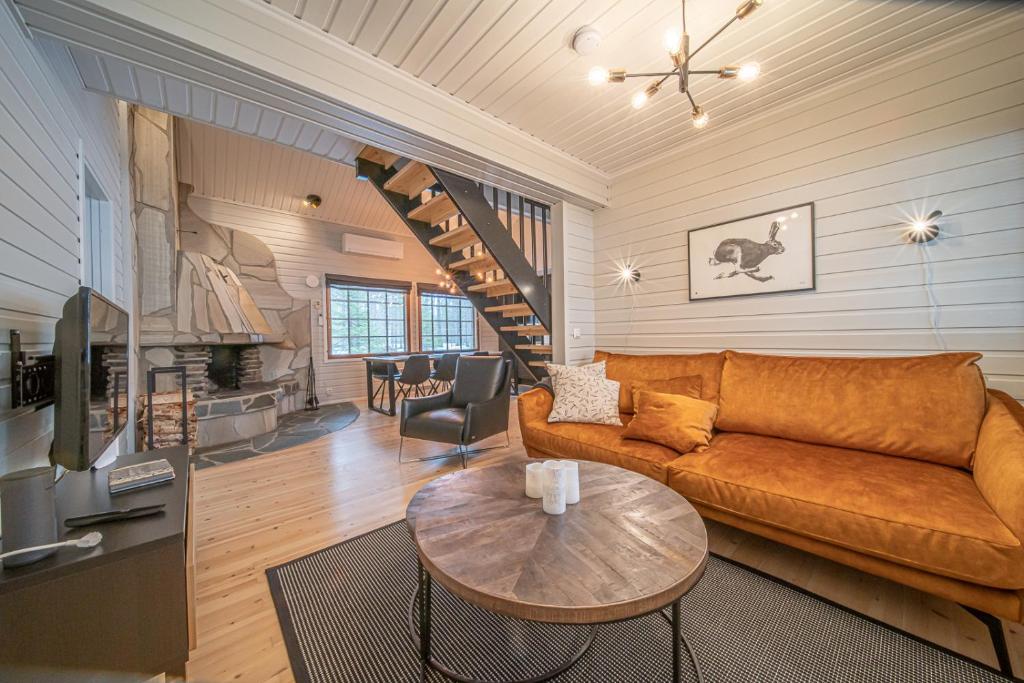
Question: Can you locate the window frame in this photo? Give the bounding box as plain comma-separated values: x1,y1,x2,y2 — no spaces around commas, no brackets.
79,158,115,299
417,284,479,353
325,275,412,359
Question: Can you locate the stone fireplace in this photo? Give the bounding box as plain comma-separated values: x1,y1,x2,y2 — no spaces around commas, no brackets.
132,107,310,452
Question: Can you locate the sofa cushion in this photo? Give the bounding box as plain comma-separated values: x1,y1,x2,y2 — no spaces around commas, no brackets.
593,350,726,413
631,375,703,401
667,432,1024,589
623,391,718,454
521,418,682,483
547,363,621,426
716,351,987,468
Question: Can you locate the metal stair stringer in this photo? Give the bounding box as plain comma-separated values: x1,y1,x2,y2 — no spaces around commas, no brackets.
356,156,547,384
429,168,551,332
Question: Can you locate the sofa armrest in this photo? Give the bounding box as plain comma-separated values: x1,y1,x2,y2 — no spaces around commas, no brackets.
517,386,554,431
973,391,1024,543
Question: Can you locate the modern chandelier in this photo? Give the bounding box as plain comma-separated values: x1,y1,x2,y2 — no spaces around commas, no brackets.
588,0,765,129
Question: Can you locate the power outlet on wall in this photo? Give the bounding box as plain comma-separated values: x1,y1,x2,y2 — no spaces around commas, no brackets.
572,328,581,339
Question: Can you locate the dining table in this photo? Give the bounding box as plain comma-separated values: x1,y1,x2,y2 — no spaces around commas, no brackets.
363,352,497,416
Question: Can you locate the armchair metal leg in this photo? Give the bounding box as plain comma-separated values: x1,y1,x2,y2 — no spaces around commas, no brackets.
398,438,465,466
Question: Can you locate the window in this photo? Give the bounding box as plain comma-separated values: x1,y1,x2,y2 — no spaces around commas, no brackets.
81,164,114,298
420,290,476,352
327,278,409,357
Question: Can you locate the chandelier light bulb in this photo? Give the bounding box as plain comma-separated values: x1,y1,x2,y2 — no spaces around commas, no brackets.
631,90,649,109
738,62,761,81
588,66,609,86
663,27,683,55
692,106,709,129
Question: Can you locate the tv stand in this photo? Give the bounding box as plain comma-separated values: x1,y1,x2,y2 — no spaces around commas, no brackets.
0,447,195,677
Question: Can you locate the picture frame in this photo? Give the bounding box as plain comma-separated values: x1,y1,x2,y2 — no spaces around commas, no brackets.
687,202,815,301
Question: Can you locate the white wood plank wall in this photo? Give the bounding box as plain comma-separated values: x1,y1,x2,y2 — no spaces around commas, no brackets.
591,17,1024,400
0,6,131,475
186,196,498,405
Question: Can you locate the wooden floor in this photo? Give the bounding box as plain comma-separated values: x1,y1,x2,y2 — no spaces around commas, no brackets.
186,401,1023,682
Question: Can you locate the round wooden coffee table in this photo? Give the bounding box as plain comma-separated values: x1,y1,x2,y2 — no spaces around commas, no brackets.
406,460,708,682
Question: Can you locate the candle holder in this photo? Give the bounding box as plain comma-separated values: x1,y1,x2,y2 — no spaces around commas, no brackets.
542,461,566,515
525,462,545,499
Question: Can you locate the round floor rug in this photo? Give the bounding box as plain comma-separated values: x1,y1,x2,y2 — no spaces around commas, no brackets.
193,402,360,468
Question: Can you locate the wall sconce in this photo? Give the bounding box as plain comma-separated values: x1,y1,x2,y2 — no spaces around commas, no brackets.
906,210,941,243
302,194,322,209
618,265,641,283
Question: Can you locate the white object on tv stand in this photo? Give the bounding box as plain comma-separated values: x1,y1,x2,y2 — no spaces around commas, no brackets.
0,531,102,564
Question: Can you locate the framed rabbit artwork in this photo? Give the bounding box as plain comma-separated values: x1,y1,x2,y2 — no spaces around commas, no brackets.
687,202,815,301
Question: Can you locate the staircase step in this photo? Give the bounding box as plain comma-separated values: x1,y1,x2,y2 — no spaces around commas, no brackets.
468,278,517,297
383,161,436,198
528,360,548,368
450,252,497,273
429,224,480,252
407,192,459,226
515,344,552,354
358,145,400,169
485,303,533,318
500,324,547,336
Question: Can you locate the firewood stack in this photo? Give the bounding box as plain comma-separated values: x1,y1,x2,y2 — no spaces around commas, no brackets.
140,390,197,451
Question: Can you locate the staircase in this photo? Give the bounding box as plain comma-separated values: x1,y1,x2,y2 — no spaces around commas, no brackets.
356,147,553,383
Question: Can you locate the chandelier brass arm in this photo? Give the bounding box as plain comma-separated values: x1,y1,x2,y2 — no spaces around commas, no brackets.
588,0,764,128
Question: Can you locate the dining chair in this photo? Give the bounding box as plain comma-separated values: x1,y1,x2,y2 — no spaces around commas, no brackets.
399,356,512,468
396,354,431,399
429,353,459,393
369,359,396,412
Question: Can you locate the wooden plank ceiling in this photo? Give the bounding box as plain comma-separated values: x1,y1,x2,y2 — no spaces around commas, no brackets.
176,120,405,233
262,0,1013,175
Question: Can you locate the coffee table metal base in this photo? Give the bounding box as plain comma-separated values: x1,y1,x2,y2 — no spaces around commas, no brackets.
410,561,703,683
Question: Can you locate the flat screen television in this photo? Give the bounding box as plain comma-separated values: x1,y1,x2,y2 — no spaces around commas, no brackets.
51,287,130,471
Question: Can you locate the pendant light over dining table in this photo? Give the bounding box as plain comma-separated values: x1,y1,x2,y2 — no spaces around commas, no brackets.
587,0,765,129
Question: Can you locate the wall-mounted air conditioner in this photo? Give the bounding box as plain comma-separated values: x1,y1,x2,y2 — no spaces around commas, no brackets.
340,233,404,260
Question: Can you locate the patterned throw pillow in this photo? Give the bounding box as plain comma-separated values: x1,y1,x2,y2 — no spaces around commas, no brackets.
547,362,622,425
546,360,606,393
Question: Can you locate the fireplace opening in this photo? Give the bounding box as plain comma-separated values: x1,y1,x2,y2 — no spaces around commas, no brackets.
208,346,241,392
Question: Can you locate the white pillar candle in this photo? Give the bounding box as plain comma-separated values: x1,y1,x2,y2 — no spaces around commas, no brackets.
525,462,545,499
542,461,567,515
561,461,580,505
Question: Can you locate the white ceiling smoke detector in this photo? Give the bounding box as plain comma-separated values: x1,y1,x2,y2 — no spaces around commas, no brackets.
571,26,602,56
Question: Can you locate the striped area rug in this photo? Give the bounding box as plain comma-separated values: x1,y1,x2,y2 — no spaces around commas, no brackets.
267,521,1012,683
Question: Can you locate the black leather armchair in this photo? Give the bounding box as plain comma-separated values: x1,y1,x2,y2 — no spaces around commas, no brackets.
399,356,512,468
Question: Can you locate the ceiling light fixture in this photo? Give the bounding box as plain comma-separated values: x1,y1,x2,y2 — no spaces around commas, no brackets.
302,194,322,209
587,0,765,130
435,267,458,293
691,105,709,129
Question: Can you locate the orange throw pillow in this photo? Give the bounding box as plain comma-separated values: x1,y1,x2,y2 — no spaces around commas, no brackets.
623,390,718,454
631,375,703,401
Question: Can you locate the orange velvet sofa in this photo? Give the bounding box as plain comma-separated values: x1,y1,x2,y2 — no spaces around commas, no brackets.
518,350,1024,626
